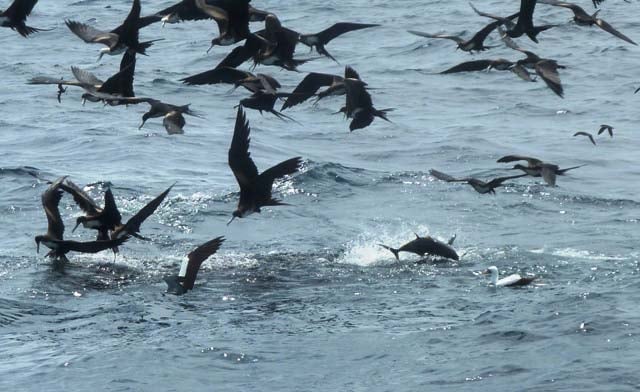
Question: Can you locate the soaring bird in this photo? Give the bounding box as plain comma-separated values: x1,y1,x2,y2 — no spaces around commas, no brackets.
540,0,637,45
1,0,47,37
470,1,556,43
439,58,535,82
65,0,162,60
154,0,267,26
181,66,281,94
496,155,584,186
598,124,613,138
483,266,536,287
297,22,379,62
342,77,392,131
573,131,596,145
164,237,225,295
35,177,127,263
227,107,302,225
281,66,362,111
429,169,527,194
408,11,518,52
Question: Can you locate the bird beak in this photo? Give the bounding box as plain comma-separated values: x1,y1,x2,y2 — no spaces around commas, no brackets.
227,216,236,226
82,98,86,106
97,52,104,63
206,43,215,54
36,241,40,253
72,222,80,233
138,120,146,130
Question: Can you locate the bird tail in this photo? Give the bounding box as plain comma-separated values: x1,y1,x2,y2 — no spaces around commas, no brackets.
378,244,400,261
137,39,165,55
527,24,556,43
558,164,586,175
16,25,53,37
374,108,394,122
270,110,301,124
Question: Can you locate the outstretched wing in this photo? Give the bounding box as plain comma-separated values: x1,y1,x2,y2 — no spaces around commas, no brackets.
59,179,101,215
408,30,465,44
122,184,173,234
429,169,468,182
65,20,118,47
497,155,544,166
2,0,38,23
595,18,637,45
281,72,337,110
42,177,66,240
183,236,225,290
228,106,259,190
315,22,379,44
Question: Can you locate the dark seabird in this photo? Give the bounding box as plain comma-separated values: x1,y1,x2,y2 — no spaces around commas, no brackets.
298,22,379,62
483,266,536,287
429,169,526,194
342,77,392,131
501,29,565,97
540,0,637,45
110,184,174,247
59,179,122,241
598,124,613,138
497,155,584,186
379,232,459,261
408,11,518,52
471,1,556,43
181,66,281,94
227,106,303,224
155,0,267,26
134,99,201,134
164,237,225,295
28,50,136,104
195,0,250,51
1,0,48,37
35,177,128,263
573,131,596,145
281,65,362,110
66,0,162,60
238,91,296,122
439,58,535,82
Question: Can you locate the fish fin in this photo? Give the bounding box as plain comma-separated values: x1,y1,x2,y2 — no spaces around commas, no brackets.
378,244,400,261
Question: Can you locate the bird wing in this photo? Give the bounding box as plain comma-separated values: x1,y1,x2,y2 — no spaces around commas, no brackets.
61,236,128,254
65,20,118,47
183,236,225,290
59,179,101,215
314,22,379,44
344,78,374,116
595,18,637,45
195,0,229,35
102,188,123,226
540,165,558,186
42,177,66,240
497,273,523,287
2,0,38,23
97,50,137,96
257,157,303,196
497,155,544,166
469,2,516,27
215,34,266,68
122,184,173,235
573,131,596,145
156,0,209,22
344,65,361,80
598,124,613,137
28,76,82,86
487,174,528,187
281,72,337,110
163,111,186,134
112,0,142,39
181,66,251,85
408,30,465,44
539,0,590,19
510,64,534,81
228,106,259,190
70,66,103,89
535,59,564,98
440,59,495,74
429,169,467,182
470,19,504,44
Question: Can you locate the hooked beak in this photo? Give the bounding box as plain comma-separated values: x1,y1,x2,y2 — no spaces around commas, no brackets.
82,98,86,106
97,52,105,63
72,222,81,233
227,216,236,226
138,120,146,130
36,241,40,254
206,43,215,54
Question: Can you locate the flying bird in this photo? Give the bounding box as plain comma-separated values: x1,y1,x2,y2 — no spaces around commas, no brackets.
540,0,637,45
1,0,48,37
497,155,584,186
598,124,613,138
342,77,392,131
181,66,281,94
65,0,162,61
195,0,251,51
281,66,362,111
470,1,556,43
573,131,596,145
482,266,536,287
227,106,303,225
297,22,379,62
429,169,527,194
164,237,225,295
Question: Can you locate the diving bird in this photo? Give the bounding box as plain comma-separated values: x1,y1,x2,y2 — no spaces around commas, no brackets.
28,50,137,104
497,155,584,186
65,0,162,60
227,106,303,225
110,184,174,247
164,237,225,295
59,179,122,241
379,232,459,261
281,65,362,110
483,266,536,287
298,22,379,62
342,77,392,131
35,177,128,263
429,169,527,194
573,131,596,145
598,124,613,138
540,0,637,45
1,0,48,37
408,11,518,52
470,1,556,43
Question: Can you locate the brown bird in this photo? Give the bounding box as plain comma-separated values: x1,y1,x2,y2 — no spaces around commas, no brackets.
164,237,225,295
497,155,584,186
1,0,49,37
430,169,527,194
470,1,556,43
281,66,362,110
573,131,596,145
298,22,380,62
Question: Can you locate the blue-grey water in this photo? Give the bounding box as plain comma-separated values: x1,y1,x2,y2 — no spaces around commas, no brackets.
1,0,640,390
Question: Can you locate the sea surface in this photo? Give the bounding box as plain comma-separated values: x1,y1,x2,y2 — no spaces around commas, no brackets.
1,0,640,390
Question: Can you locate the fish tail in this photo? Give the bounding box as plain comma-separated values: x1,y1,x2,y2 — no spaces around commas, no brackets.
378,244,400,261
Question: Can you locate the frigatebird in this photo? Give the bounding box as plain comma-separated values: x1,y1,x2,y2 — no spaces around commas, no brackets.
164,237,225,295
497,155,584,186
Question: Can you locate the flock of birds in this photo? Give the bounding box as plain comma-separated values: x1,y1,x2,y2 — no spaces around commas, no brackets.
2,0,635,292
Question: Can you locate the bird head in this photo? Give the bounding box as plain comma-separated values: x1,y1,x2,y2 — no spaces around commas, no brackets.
207,38,221,54
227,210,242,226
73,216,87,233
139,113,152,129
97,47,110,62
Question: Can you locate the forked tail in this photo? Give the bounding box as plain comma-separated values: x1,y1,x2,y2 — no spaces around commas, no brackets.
378,244,400,261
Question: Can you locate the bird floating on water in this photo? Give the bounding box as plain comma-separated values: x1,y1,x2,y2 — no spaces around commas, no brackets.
165,236,225,295
483,266,536,287
379,232,459,261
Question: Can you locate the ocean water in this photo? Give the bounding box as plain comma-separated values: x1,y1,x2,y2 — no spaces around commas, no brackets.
1,0,640,390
